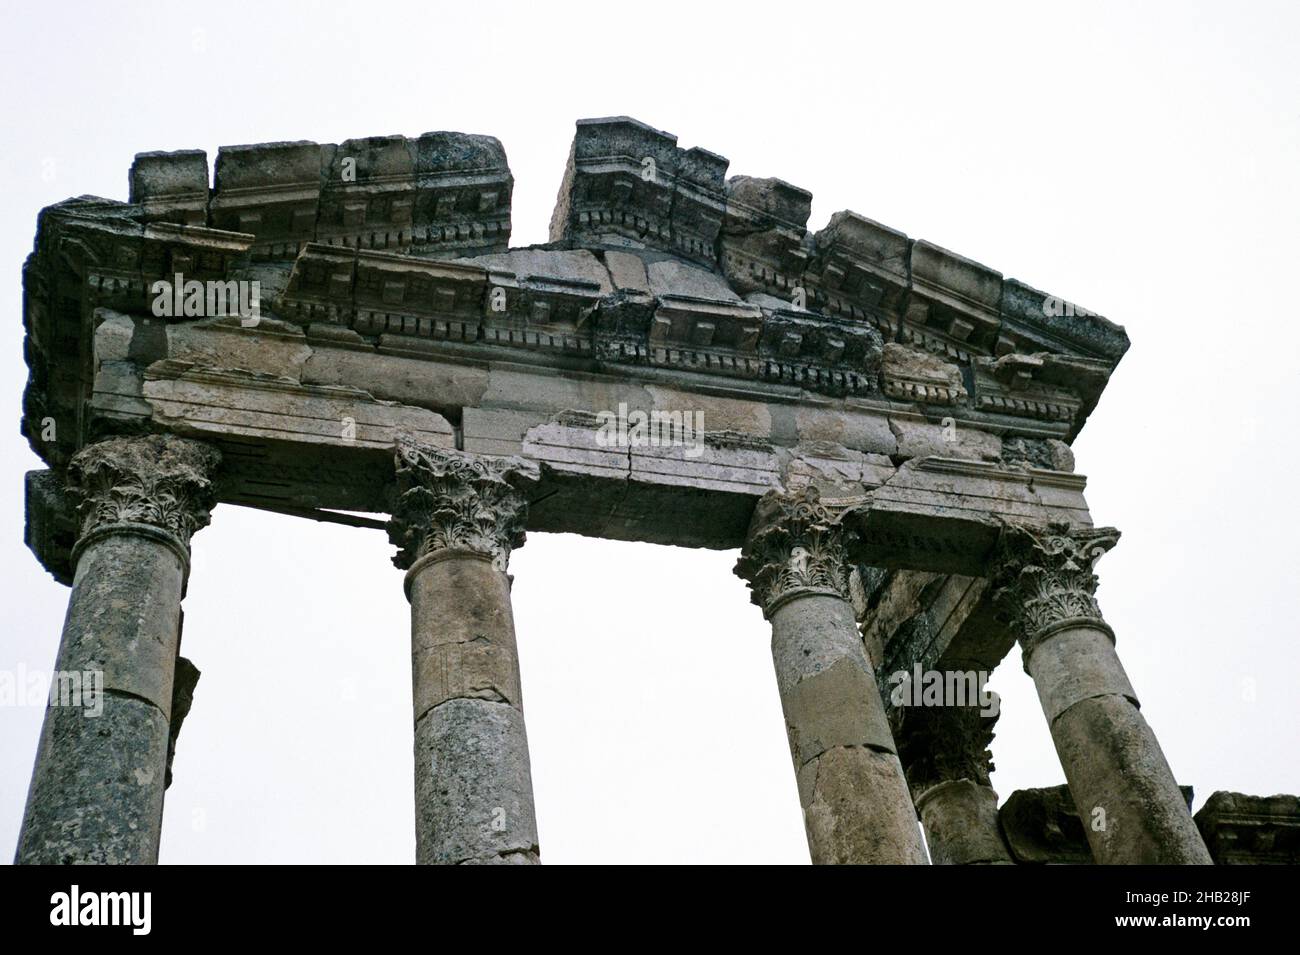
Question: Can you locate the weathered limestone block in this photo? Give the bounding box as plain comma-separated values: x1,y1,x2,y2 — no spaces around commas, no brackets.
999,783,1196,864
1001,436,1075,472
780,443,895,498
411,131,513,254
551,117,728,268
999,784,1096,864
165,316,314,381
208,131,514,261
141,360,455,451
302,345,490,411
757,305,883,395
859,570,945,668
808,211,909,323
971,353,1104,428
1194,792,1300,865
736,487,927,864
16,435,219,865
881,342,968,406
990,524,1212,864
458,248,613,295
520,411,778,547
888,415,1001,462
906,241,1002,353
129,149,208,226
720,176,812,297
998,278,1129,363
602,250,651,293
318,135,416,250
841,458,1093,575
24,469,78,585
211,141,324,259
389,441,542,864
791,405,897,457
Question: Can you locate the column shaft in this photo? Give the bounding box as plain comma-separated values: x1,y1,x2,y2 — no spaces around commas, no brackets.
17,526,185,864
993,524,1211,865
408,552,538,864
915,780,1012,865
16,435,218,865
389,440,542,865
737,487,927,864
1027,620,1210,864
770,592,927,864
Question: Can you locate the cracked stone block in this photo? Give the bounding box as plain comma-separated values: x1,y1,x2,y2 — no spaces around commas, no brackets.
414,699,539,865
130,149,209,226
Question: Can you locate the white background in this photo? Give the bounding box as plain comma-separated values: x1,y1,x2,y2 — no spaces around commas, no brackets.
1,0,1296,864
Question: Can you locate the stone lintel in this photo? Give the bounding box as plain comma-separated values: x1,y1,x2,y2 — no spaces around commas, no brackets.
82,354,1098,574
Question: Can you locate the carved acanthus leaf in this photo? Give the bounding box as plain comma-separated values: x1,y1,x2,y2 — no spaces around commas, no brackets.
68,435,221,546
891,703,997,794
735,485,851,616
388,440,540,571
990,522,1119,649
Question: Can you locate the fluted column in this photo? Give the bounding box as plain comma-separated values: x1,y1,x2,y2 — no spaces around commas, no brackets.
892,704,1013,865
16,435,220,864
990,523,1212,864
389,440,542,865
735,487,927,864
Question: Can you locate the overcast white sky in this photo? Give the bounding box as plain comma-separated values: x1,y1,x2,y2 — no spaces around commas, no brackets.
1,0,1297,864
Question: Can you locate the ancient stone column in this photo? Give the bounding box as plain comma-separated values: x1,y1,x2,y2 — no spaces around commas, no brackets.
892,705,1014,865
735,487,928,864
990,523,1212,864
16,434,220,865
389,440,542,865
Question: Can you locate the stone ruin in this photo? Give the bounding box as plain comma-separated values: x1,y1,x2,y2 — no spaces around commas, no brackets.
14,115,1299,864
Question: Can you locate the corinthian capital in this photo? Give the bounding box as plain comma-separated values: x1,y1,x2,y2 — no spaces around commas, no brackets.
891,704,998,798
68,434,221,548
734,486,851,617
989,522,1120,657
388,440,540,571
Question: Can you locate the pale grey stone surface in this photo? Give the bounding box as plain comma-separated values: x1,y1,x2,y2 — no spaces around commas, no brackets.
1045,679,1212,864
17,695,172,864
395,448,541,865
768,594,926,864
20,114,1279,868
414,699,540,865
915,780,1013,865
16,528,187,864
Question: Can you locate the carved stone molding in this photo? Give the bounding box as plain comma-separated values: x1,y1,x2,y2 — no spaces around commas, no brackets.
734,486,852,617
891,703,997,797
388,439,540,572
1194,792,1300,865
989,522,1120,662
67,434,221,550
